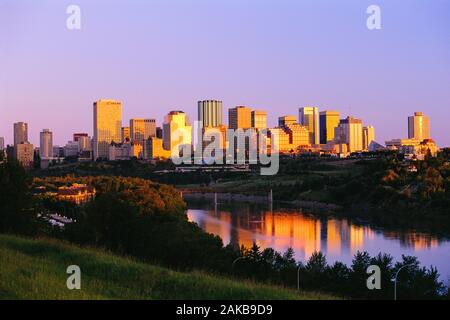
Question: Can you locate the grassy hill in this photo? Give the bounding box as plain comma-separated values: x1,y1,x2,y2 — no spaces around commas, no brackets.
0,234,338,300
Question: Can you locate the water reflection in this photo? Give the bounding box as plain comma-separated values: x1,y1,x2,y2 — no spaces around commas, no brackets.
187,201,450,280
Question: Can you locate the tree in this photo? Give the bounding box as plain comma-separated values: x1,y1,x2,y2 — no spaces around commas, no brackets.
0,161,36,234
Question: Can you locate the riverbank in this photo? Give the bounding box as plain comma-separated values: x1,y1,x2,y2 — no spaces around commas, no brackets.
181,191,342,213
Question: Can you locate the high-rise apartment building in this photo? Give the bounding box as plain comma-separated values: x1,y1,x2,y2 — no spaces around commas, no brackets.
319,110,340,144
335,116,363,153
251,110,267,129
130,119,156,143
14,143,34,169
14,122,28,146
408,112,430,142
299,107,320,145
362,126,375,151
93,99,122,160
163,111,192,152
198,100,223,128
40,129,53,159
229,106,252,130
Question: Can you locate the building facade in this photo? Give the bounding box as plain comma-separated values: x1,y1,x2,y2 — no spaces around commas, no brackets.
229,106,252,130
251,110,267,129
299,107,320,145
14,122,28,146
362,126,375,151
14,142,34,169
39,129,53,159
93,99,122,160
319,110,340,144
129,119,156,143
335,116,363,153
163,111,192,153
198,100,223,128
408,112,430,142
278,115,297,127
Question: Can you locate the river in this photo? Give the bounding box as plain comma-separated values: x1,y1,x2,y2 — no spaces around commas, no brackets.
186,200,450,282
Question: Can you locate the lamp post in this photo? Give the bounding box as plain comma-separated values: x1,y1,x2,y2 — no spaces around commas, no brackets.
232,257,247,270
297,265,302,291
393,263,415,301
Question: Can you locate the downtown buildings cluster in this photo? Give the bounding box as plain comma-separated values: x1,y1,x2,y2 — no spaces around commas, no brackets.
0,99,439,170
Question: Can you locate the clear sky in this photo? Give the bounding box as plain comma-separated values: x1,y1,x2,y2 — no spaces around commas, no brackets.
1,0,449,146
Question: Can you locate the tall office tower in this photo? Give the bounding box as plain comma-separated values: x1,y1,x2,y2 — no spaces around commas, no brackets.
198,100,223,128
362,126,375,151
39,129,53,159
335,116,363,153
251,110,267,129
14,122,28,145
121,127,130,142
299,107,320,145
93,99,122,160
163,111,192,152
408,112,430,142
319,110,340,144
229,106,252,130
0,137,4,151
130,119,156,142
278,115,297,127
14,143,34,169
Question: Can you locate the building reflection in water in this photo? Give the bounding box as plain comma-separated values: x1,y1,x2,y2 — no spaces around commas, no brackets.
187,202,441,262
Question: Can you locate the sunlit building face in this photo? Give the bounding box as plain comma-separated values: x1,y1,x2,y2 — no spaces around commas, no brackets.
93,99,122,160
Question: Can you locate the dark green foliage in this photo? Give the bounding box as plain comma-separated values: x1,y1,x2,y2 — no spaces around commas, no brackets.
0,161,37,235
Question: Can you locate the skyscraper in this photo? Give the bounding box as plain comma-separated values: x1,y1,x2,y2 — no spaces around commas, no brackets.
229,106,252,130
163,111,192,152
40,129,53,159
299,107,320,145
93,99,122,160
14,122,28,146
319,110,340,144
408,112,430,142
251,110,267,129
362,126,375,151
335,116,363,153
198,100,223,128
130,119,156,143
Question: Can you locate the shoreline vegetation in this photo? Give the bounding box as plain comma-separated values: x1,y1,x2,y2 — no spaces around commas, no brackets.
181,191,342,212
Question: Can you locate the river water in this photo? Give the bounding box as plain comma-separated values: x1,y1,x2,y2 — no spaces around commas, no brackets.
187,200,450,282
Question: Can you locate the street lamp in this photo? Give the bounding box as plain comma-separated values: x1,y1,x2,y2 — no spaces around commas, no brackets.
393,263,415,300
297,265,302,291
232,257,247,270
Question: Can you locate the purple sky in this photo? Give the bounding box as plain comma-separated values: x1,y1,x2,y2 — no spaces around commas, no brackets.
1,0,449,147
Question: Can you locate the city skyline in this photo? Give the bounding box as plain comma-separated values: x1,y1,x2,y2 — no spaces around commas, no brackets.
1,0,449,146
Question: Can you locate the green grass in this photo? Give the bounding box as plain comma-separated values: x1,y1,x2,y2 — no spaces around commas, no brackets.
0,234,339,300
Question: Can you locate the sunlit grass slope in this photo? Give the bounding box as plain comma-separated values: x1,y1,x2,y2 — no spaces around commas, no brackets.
0,234,338,300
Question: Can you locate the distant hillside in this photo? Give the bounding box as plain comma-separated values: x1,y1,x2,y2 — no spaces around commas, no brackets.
0,234,338,300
